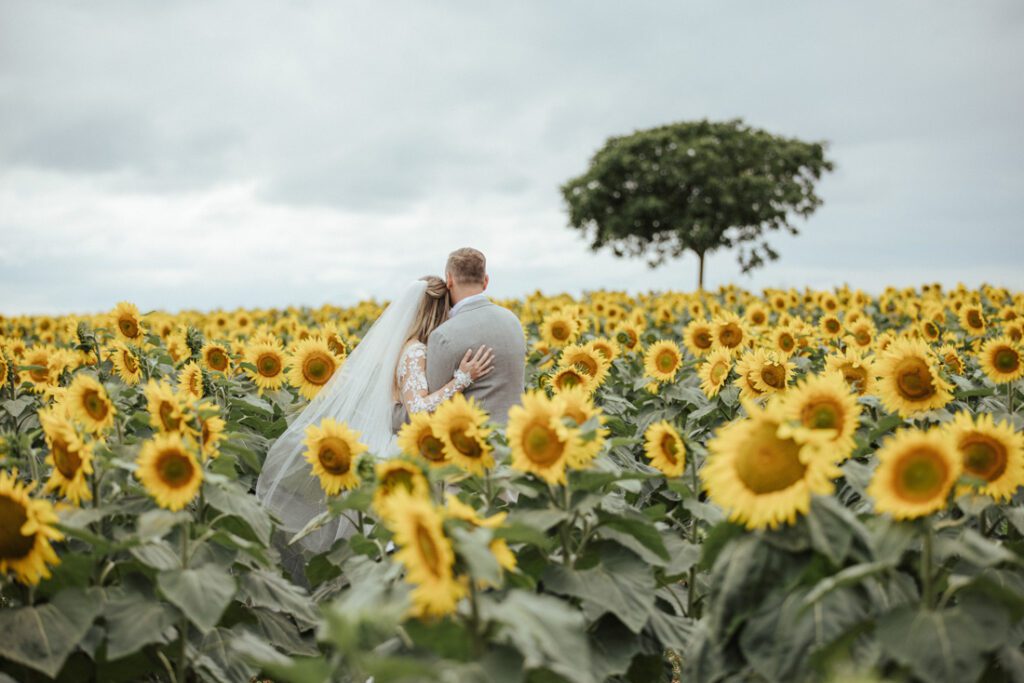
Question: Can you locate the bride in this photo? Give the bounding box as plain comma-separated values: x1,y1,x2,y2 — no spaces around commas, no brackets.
255,276,494,555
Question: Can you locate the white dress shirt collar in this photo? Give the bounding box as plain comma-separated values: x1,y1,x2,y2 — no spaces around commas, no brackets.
449,293,488,318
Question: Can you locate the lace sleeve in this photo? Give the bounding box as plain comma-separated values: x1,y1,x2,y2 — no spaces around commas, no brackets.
397,342,472,414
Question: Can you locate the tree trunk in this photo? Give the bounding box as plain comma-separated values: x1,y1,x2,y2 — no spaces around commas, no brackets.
696,251,705,291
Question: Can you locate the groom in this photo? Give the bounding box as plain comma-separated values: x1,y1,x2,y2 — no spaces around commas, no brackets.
426,247,526,423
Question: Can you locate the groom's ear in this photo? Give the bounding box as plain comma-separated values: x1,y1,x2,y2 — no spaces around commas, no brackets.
445,271,454,289
482,274,489,291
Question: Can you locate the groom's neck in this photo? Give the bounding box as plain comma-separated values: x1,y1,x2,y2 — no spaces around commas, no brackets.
450,284,485,305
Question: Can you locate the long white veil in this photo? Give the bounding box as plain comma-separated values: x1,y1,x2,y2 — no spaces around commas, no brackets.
255,279,427,554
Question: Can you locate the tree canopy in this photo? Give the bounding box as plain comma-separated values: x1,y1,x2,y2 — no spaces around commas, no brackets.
561,119,835,289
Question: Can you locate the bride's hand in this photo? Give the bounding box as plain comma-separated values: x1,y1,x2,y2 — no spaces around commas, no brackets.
460,346,495,381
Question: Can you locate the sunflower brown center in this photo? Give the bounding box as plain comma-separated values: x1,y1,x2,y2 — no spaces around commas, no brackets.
839,363,868,395
551,323,570,341
751,311,766,325
0,494,34,560
523,422,563,467
923,322,938,339
118,317,139,338
52,436,82,478
570,354,598,376
206,349,228,371
760,364,786,389
994,347,1020,373
891,448,948,502
961,435,1007,482
825,319,841,334
29,360,49,383
656,350,678,373
966,310,983,329
257,352,282,377
417,431,446,462
155,449,196,488
894,357,936,400
710,361,729,384
415,523,443,577
734,422,807,494
694,330,713,349
159,401,180,431
660,434,679,465
778,334,795,352
82,389,109,421
855,328,872,346
557,371,582,390
327,337,346,357
450,423,483,459
318,436,353,474
302,352,334,385
123,351,139,373
718,323,742,348
801,398,842,432
382,470,416,496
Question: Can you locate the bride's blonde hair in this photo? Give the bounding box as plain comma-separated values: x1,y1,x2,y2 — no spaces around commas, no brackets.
406,275,450,344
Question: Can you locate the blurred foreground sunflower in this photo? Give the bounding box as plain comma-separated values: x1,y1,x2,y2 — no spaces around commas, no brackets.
867,428,960,519
433,395,493,476
397,412,449,467
978,336,1023,384
507,392,581,484
0,469,63,585
643,421,686,477
945,412,1024,501
875,338,952,417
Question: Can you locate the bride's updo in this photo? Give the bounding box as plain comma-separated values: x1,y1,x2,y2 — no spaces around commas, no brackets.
406,275,451,344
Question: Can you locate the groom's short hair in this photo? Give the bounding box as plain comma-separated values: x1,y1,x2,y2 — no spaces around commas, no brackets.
446,248,487,285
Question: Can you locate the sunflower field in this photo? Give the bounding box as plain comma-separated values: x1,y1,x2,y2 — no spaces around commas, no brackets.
2,284,1024,683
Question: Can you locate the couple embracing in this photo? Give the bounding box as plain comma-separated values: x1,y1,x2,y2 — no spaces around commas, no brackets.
256,248,526,555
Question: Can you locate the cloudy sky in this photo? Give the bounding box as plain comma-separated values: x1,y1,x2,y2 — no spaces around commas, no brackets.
1,1,1022,315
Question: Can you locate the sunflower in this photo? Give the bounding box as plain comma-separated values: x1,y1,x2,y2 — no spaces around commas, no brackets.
555,387,607,468
683,320,715,358
385,492,465,618
135,433,203,511
919,319,942,343
178,361,204,400
733,349,793,401
245,340,287,393
444,495,517,578
109,343,142,385
944,412,1024,501
197,409,226,460
0,469,63,585
144,380,190,435
444,494,508,528
558,342,610,387
373,459,430,518
744,303,770,328
21,346,57,392
782,372,862,461
936,344,964,376
540,312,579,349
702,399,839,530
302,419,367,495
287,338,342,400
550,365,595,394
112,301,145,342
589,337,620,363
40,410,94,505
845,320,876,350
644,340,683,383
819,314,843,340
958,304,987,335
711,313,748,355
165,332,190,364
867,428,960,519
824,348,877,396
319,325,349,360
770,326,799,358
875,338,952,417
614,323,643,352
433,395,493,476
643,421,686,477
698,348,733,398
65,373,116,434
0,356,9,387
397,412,449,467
201,342,232,375
507,392,582,484
978,336,1024,384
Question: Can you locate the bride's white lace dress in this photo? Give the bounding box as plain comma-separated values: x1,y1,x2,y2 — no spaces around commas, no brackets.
395,340,471,415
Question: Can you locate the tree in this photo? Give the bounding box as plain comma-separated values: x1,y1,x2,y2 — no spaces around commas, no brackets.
561,118,834,290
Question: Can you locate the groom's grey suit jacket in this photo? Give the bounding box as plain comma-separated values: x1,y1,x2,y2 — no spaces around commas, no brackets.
425,297,526,424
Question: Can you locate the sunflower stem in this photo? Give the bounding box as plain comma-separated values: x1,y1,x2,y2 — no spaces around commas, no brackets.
921,520,935,610
1008,382,1014,414
177,521,191,683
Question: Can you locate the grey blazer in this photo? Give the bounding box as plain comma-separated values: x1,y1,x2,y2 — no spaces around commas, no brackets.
426,297,526,424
